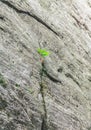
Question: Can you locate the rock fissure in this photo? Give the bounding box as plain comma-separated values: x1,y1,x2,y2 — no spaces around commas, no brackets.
42,62,63,84
40,83,48,130
70,14,82,27
43,68,62,83
0,27,6,32
40,64,48,130
65,73,80,86
0,0,59,37
0,16,4,20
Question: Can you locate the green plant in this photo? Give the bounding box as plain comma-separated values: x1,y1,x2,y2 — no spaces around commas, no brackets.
88,127,91,130
37,48,49,130
37,48,49,80
37,48,49,57
15,83,20,88
0,74,7,88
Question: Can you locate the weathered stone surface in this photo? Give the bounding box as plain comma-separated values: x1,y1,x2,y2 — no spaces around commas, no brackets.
0,0,91,130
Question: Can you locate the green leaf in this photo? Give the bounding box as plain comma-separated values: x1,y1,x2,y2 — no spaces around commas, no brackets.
37,48,49,57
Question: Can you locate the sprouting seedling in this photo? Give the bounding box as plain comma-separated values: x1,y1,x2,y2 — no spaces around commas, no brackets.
37,48,49,57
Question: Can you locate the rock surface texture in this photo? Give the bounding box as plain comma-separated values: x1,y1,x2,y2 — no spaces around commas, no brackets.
0,0,91,130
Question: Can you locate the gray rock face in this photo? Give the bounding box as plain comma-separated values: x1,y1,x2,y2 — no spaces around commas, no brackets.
0,0,91,130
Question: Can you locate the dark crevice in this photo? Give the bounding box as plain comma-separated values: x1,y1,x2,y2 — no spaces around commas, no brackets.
42,62,62,84
0,26,7,33
57,67,63,73
40,83,48,130
40,83,47,119
0,27,5,32
40,64,48,130
65,73,80,86
0,16,4,20
70,14,81,26
0,0,60,37
41,117,48,130
88,76,91,82
44,69,62,83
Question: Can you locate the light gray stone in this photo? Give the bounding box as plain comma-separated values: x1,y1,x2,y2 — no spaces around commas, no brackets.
0,0,91,130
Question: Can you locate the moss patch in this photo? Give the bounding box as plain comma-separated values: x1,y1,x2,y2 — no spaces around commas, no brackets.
0,96,7,110
15,83,20,88
0,74,7,88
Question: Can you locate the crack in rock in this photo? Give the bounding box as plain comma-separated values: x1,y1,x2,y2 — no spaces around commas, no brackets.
65,73,80,86
39,63,48,130
43,57,63,84
0,16,4,20
40,82,48,130
0,0,59,37
43,67,62,83
41,117,48,130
